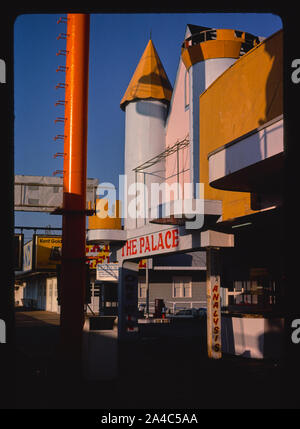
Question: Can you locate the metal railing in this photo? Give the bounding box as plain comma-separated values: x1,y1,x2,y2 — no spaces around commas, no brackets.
181,28,261,56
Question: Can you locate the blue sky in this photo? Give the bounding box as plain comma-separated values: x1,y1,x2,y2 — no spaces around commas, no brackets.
14,12,283,236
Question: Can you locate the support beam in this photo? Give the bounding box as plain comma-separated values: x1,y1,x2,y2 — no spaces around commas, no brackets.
59,13,90,376
146,259,150,317
118,261,139,341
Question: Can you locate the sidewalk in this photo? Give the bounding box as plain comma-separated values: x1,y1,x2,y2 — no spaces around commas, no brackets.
13,310,283,409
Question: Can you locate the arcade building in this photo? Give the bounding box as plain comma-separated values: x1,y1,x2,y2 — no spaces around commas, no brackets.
86,24,283,359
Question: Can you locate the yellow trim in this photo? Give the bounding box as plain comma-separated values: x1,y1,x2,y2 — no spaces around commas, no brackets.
88,200,122,230
180,28,254,70
216,29,239,40
181,39,242,69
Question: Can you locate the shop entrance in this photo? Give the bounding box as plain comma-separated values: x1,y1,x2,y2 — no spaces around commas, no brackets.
46,277,59,313
219,208,284,359
221,208,284,315
99,282,118,316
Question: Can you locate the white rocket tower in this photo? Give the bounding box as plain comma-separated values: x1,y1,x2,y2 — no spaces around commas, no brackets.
120,39,172,230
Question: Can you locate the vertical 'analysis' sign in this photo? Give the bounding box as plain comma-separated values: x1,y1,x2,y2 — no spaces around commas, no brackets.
206,247,222,359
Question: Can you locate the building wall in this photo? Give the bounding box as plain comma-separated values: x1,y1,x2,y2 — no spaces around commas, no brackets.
23,276,46,309
138,270,207,313
199,30,283,221
165,58,190,200
22,274,100,314
190,57,237,191
164,41,238,202
15,284,24,307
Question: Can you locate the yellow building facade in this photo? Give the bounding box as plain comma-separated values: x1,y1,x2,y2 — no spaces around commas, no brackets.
199,30,283,221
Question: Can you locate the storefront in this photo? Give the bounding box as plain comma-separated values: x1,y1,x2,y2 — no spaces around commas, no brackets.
115,225,234,345
218,208,284,359
16,234,111,314
86,25,284,360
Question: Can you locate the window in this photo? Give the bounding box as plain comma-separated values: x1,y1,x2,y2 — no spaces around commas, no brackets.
174,282,182,298
139,280,147,298
172,277,192,298
227,278,277,309
183,280,192,298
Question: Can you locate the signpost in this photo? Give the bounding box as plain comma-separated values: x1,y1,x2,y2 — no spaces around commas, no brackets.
118,262,139,341
206,247,222,359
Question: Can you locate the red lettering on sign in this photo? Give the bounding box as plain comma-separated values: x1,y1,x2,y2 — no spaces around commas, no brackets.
209,280,221,355
132,239,137,255
172,229,179,248
139,237,145,253
145,236,151,253
165,230,172,249
122,228,180,259
212,284,219,293
151,234,157,252
214,344,221,352
157,232,164,250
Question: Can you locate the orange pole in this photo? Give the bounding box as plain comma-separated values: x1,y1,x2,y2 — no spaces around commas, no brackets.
59,13,90,375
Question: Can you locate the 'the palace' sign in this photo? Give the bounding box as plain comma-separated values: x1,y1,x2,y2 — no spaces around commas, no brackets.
121,228,180,259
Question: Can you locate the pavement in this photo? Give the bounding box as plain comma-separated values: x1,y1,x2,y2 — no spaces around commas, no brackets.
12,309,286,410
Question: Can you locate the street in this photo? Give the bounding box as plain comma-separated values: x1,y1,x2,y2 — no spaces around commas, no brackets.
13,309,283,409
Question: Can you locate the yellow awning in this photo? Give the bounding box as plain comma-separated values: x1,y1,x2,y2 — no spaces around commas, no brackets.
120,39,172,110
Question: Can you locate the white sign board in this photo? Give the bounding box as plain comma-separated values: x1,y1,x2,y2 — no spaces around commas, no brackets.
96,263,119,282
118,227,234,262
14,175,98,212
23,240,33,272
